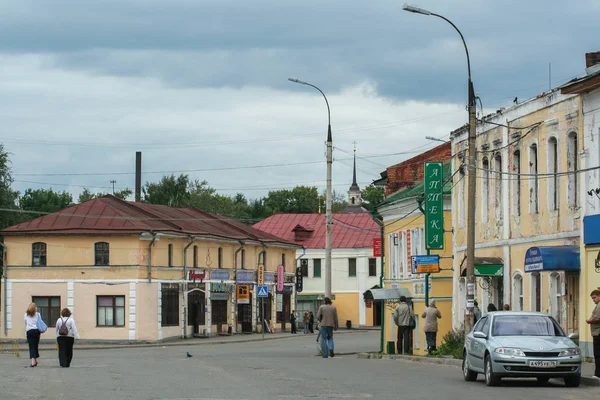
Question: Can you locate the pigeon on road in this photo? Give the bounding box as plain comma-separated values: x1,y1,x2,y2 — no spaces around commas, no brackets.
186,352,193,358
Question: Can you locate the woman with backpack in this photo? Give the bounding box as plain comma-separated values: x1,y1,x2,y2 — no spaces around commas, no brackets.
55,308,79,368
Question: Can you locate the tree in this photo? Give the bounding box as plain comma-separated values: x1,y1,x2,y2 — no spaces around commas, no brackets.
361,184,385,211
264,186,320,214
20,188,74,214
143,174,191,207
0,144,20,229
78,188,133,203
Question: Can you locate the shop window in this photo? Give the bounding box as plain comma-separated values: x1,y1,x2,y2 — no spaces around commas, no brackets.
97,296,125,327
168,244,173,267
32,242,47,267
348,258,357,277
32,296,60,327
548,137,558,211
481,157,490,223
161,283,179,326
368,258,377,277
567,131,578,206
94,242,109,266
313,259,321,278
212,300,228,325
512,150,521,217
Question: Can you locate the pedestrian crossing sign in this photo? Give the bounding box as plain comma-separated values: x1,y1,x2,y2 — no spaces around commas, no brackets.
257,285,268,297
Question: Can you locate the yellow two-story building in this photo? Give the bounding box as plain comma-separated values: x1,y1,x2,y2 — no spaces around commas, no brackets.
451,89,583,333
0,195,299,342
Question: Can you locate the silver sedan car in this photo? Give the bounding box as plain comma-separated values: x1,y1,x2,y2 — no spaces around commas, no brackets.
462,312,581,387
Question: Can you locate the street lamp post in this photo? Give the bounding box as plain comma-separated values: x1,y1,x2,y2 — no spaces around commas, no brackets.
402,4,478,334
288,78,333,299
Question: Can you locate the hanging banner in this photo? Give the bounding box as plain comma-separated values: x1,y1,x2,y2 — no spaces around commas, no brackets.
424,162,444,250
257,264,265,285
373,238,382,257
277,265,285,292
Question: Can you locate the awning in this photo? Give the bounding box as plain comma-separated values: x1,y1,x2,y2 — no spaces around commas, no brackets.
363,287,411,301
296,294,336,301
524,246,580,273
460,257,504,277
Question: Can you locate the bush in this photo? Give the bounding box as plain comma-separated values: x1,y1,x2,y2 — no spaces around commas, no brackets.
430,327,465,359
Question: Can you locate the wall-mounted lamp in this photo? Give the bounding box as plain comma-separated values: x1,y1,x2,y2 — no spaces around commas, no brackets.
393,234,399,246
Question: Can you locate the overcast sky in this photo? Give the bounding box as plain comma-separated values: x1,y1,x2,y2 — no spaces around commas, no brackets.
0,0,597,203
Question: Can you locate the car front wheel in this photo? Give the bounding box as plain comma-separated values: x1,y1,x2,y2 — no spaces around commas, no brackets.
484,354,500,386
462,351,477,382
564,374,581,388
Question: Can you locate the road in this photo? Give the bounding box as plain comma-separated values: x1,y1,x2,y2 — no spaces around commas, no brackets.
0,331,596,400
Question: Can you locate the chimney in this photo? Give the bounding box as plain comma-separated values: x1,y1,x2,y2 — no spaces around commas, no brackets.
586,52,600,69
135,151,142,202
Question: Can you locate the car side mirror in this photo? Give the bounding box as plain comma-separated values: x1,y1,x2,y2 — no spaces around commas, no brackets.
568,333,579,340
473,331,487,339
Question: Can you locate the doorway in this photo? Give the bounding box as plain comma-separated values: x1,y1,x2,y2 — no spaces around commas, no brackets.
237,293,253,333
188,289,205,336
373,300,382,326
566,273,579,334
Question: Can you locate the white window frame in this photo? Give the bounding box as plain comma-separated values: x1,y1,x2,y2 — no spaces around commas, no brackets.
547,136,559,211
481,157,490,223
549,272,562,323
567,130,578,207
400,231,408,279
512,271,524,312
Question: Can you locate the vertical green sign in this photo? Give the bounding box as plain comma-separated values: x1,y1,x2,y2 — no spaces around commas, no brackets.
424,162,444,250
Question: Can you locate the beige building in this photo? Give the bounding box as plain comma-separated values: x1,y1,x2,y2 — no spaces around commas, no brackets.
0,196,299,342
451,89,583,333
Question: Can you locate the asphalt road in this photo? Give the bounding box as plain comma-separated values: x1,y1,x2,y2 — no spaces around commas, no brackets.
0,331,596,400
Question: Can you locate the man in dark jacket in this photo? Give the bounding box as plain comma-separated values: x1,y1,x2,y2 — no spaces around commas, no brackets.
393,296,412,355
290,310,297,334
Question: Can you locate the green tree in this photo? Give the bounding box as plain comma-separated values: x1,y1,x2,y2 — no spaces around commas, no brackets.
20,188,74,214
264,186,319,214
143,174,191,207
78,188,133,203
0,144,20,229
361,184,384,211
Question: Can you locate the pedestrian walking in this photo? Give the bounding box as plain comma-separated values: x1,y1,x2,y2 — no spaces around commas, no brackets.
290,310,297,334
303,312,310,334
473,300,481,324
487,303,498,312
56,308,80,368
421,300,441,353
24,302,46,367
393,296,412,355
585,289,600,379
308,311,315,334
317,297,339,358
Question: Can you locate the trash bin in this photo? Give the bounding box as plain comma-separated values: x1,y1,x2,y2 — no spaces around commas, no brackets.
386,341,396,354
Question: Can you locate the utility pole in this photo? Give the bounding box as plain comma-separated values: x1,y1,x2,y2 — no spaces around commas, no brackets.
403,4,477,334
110,180,116,195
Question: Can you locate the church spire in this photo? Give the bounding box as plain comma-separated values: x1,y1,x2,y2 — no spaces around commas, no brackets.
350,142,360,191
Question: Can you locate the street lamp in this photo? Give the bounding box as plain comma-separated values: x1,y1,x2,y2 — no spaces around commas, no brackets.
402,4,478,334
425,136,447,143
288,78,333,299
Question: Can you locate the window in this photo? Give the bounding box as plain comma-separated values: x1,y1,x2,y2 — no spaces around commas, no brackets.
282,253,286,269
348,258,357,277
94,242,109,266
492,315,564,337
530,144,539,214
218,247,223,269
161,283,179,326
473,316,487,333
481,157,490,223
388,234,397,279
512,274,524,312
212,300,228,325
458,166,466,227
313,259,321,278
193,245,198,268
32,242,47,266
97,296,125,327
168,244,173,267
567,132,578,206
241,249,246,269
494,153,502,219
480,316,491,335
32,296,60,327
368,258,377,277
513,150,521,216
550,273,562,323
548,137,558,210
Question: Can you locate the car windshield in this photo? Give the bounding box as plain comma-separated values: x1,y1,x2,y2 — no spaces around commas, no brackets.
492,315,565,337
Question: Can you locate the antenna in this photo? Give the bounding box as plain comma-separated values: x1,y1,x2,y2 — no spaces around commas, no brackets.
110,180,116,195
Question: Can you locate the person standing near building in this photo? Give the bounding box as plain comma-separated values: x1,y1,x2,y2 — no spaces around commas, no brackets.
586,290,600,379
393,296,412,355
308,310,315,334
24,302,45,367
317,297,339,358
56,308,80,368
473,300,481,324
303,312,310,334
421,300,442,353
290,310,297,334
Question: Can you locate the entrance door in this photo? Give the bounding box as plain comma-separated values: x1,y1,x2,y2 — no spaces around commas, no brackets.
373,300,382,326
188,290,205,336
237,293,253,333
281,294,290,331
566,273,579,334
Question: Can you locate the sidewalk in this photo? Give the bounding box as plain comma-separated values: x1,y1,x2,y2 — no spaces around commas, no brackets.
358,352,600,387
8,328,361,352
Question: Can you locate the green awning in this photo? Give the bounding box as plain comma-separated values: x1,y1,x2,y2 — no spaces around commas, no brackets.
296,294,336,301
475,265,503,277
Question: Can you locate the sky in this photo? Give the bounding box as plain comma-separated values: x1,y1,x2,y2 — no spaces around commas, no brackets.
0,0,597,203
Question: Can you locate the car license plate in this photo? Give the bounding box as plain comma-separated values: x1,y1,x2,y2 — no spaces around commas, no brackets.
529,360,557,368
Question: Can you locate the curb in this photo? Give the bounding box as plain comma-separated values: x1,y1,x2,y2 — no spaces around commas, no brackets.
356,353,600,387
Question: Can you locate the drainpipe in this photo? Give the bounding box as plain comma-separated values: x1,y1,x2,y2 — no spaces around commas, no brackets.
182,236,195,339
233,241,244,333
370,211,385,354
147,232,157,283
417,197,431,307
294,247,307,316
1,242,7,336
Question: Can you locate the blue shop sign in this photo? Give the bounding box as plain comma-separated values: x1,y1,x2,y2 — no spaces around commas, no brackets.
524,246,580,273
211,270,230,281
236,270,255,283
584,214,600,245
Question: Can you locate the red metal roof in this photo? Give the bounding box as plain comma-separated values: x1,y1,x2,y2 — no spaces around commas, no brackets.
1,196,297,246
252,213,379,249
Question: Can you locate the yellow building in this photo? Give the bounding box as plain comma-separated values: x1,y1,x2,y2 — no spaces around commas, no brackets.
450,89,583,334
0,196,299,342
377,163,454,355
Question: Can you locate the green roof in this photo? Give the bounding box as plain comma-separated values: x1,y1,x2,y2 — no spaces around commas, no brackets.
377,162,452,207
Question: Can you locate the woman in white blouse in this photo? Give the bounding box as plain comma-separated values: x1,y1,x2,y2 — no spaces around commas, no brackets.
24,303,43,367
55,308,79,368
